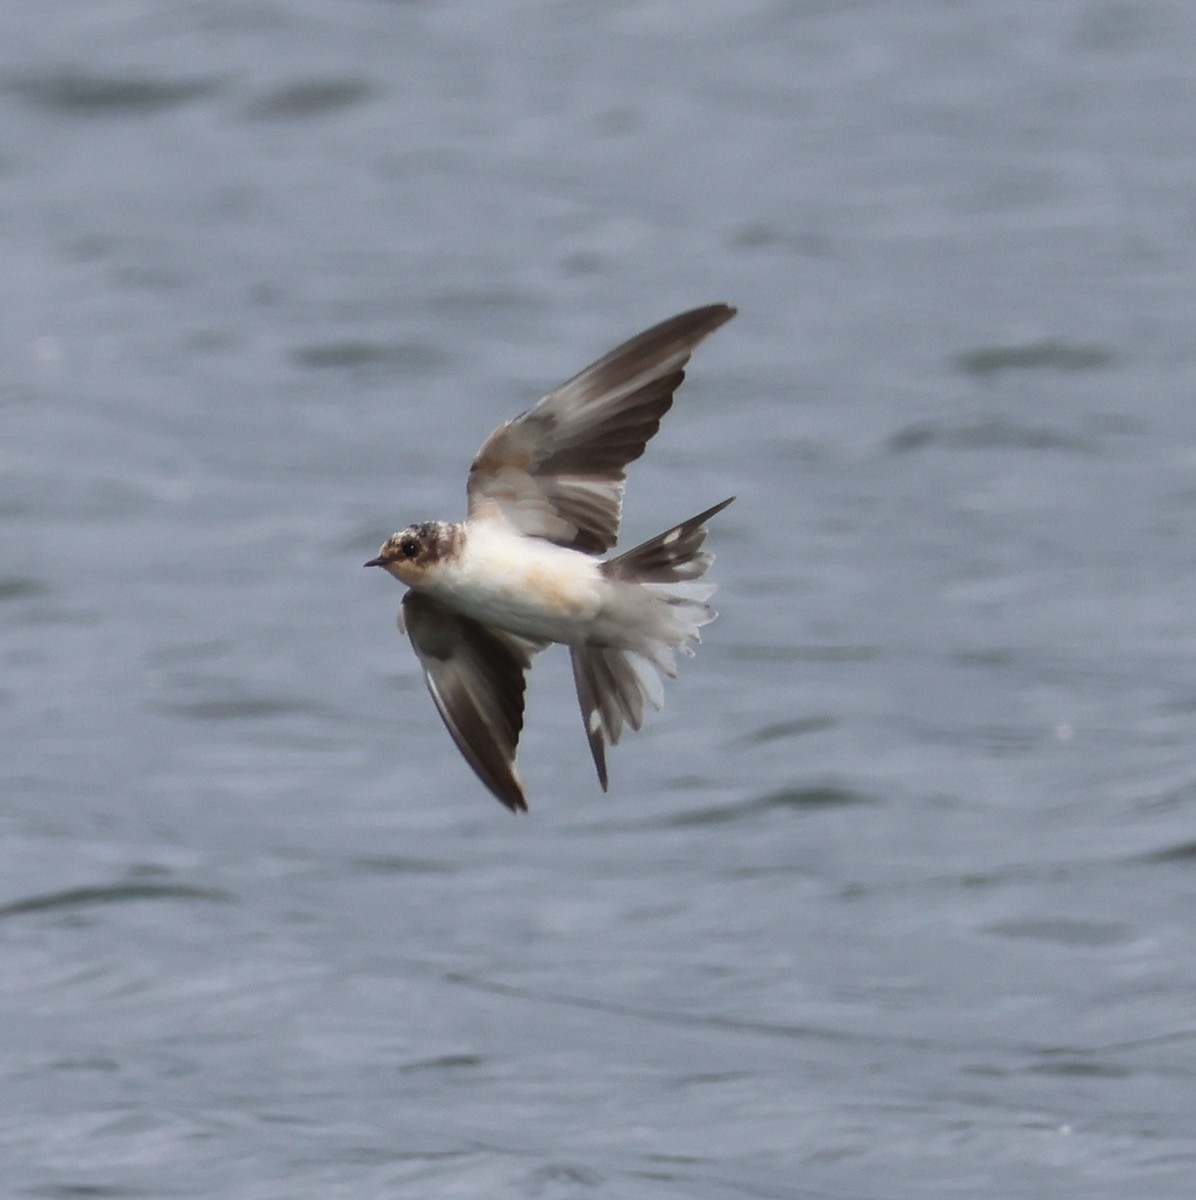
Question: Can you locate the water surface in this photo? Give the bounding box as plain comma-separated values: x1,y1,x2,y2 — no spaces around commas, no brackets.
3,2,1196,1196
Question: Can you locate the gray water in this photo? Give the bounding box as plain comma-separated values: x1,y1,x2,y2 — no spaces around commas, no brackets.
3,2,1195,1196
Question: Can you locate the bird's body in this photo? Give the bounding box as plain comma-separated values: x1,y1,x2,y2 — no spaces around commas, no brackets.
413,519,607,645
367,304,736,811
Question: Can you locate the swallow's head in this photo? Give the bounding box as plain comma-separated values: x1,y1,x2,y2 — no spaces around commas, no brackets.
365,521,457,585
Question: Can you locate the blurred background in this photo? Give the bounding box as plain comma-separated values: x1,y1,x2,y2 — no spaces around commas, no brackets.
3,2,1195,1197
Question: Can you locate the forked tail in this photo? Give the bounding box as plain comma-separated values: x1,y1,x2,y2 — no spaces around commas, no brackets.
571,497,734,790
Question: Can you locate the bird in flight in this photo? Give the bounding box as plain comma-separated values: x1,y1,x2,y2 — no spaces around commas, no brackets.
366,304,736,811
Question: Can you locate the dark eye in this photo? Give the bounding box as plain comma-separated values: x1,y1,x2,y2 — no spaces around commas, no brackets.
400,537,419,559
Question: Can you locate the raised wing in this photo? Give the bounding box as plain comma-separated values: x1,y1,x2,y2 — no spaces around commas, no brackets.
466,304,736,554
401,592,545,812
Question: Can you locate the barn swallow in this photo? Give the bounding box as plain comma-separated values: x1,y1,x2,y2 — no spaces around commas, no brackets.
366,304,736,811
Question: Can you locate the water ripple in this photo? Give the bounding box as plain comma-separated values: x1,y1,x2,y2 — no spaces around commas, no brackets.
660,786,876,829
7,70,222,114
954,340,1115,377
240,78,378,120
0,882,232,921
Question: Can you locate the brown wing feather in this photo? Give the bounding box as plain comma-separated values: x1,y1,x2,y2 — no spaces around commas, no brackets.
467,305,736,554
401,592,542,813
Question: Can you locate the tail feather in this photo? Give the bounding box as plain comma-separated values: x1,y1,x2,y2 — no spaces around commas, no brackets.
573,497,733,791
601,496,734,583
571,646,659,791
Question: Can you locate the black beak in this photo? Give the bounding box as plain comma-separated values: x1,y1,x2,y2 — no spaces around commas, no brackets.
364,556,386,568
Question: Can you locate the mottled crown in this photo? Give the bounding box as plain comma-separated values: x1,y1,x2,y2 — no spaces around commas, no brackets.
375,520,458,568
